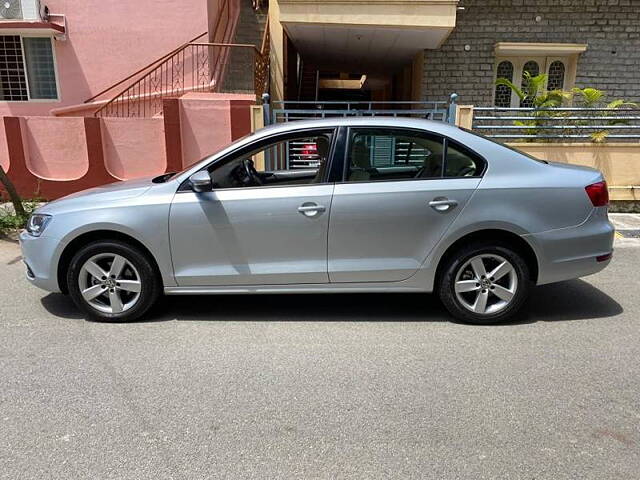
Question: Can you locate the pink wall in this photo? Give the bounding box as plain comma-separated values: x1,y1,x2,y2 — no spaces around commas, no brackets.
17,117,167,182
0,0,209,119
179,92,255,167
0,121,8,172
208,0,235,43
2,93,255,199
180,93,233,167
101,118,166,180
21,117,87,180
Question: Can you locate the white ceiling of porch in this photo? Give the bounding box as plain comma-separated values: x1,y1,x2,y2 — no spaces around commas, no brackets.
285,23,451,73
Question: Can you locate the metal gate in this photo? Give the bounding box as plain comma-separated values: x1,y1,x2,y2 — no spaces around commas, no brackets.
259,93,459,170
263,94,458,126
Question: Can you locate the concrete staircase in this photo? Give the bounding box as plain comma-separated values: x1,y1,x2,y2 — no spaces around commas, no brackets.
222,0,268,93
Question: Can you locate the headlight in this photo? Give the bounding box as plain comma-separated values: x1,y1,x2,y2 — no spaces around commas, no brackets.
26,214,52,237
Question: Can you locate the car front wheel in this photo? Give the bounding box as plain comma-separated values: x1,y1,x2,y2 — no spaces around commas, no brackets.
67,240,161,322
438,242,532,324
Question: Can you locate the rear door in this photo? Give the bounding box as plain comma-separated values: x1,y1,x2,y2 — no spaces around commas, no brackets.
328,127,484,283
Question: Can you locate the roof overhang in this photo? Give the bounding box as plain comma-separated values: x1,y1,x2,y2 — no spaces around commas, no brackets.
278,0,459,29
495,42,588,56
277,0,459,71
0,20,66,37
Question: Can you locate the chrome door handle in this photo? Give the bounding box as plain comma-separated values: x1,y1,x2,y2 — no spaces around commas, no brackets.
298,203,326,217
429,198,458,212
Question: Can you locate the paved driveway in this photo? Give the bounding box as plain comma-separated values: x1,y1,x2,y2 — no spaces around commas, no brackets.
1,239,639,479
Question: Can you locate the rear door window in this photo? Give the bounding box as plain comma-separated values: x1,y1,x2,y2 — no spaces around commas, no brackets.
345,128,445,182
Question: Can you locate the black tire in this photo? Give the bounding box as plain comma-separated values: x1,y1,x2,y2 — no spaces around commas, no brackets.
437,241,532,325
67,240,162,322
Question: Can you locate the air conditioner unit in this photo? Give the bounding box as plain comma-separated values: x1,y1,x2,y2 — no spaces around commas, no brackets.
0,0,47,21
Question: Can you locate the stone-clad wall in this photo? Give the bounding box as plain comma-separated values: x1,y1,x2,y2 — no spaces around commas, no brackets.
423,0,640,105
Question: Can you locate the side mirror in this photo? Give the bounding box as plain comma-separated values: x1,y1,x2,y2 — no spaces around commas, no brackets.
189,171,213,193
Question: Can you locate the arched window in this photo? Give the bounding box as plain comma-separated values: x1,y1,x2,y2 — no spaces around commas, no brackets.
547,60,566,91
520,61,540,107
494,60,514,108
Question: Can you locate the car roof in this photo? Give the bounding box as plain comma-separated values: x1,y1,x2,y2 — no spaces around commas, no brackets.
254,117,462,138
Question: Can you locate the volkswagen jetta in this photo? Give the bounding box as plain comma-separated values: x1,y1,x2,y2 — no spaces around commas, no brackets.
20,118,614,324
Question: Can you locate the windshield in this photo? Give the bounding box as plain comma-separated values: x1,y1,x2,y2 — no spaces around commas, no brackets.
459,127,548,164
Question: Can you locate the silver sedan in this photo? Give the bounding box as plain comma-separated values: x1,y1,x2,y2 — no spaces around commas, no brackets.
20,118,614,324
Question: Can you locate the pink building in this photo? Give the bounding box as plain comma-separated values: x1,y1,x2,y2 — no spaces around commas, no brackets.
1,0,260,198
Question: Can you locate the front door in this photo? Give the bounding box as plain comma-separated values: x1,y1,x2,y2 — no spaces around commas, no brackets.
170,129,336,286
328,127,484,283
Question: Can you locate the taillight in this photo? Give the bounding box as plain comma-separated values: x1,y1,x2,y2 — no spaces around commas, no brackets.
585,181,609,207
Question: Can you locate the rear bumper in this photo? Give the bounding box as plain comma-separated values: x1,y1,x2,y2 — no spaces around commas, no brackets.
19,231,62,293
525,207,614,285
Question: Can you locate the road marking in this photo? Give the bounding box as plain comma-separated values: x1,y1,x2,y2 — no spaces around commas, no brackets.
615,231,624,239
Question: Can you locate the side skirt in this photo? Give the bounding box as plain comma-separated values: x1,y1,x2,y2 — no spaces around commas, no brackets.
164,284,430,295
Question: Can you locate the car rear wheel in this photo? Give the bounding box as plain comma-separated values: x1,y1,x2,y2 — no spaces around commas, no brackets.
437,242,531,324
67,241,161,322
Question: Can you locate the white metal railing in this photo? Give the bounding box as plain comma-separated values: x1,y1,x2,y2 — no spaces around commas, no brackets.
262,93,459,126
473,106,640,141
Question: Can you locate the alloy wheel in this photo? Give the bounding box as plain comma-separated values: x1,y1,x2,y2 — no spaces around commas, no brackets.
454,253,518,315
78,253,142,314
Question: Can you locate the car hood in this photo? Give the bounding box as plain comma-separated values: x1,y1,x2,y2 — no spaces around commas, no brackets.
38,176,156,215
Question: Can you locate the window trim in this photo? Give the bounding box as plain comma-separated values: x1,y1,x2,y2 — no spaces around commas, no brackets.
492,43,587,108
493,56,575,108
494,42,587,57
177,127,339,192
0,33,60,102
340,126,487,184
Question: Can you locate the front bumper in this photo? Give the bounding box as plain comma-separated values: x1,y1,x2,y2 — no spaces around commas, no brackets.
19,231,62,293
526,208,614,285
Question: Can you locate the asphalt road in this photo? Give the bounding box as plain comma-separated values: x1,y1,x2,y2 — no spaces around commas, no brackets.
1,239,639,479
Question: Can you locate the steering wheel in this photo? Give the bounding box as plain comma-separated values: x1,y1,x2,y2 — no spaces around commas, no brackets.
242,158,263,186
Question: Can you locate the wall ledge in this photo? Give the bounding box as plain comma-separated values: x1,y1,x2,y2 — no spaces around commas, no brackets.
507,142,640,148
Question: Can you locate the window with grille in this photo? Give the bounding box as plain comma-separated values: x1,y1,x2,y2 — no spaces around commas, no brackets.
547,60,566,91
494,57,569,108
0,36,28,100
494,61,514,108
0,35,58,101
520,61,540,108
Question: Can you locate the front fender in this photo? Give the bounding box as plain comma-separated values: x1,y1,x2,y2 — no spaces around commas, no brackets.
50,211,175,290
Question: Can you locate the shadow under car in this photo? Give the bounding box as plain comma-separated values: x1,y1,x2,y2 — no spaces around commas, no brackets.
41,278,622,325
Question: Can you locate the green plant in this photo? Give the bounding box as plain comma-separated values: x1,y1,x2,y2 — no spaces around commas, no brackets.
571,87,638,143
495,72,571,141
495,76,638,143
0,164,26,218
0,199,40,237
496,72,569,109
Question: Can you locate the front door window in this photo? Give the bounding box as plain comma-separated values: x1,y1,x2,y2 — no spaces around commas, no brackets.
204,131,334,189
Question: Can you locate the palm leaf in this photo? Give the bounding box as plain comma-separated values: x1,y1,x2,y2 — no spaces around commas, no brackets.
590,130,609,143
573,87,604,107
606,99,638,109
522,72,548,101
